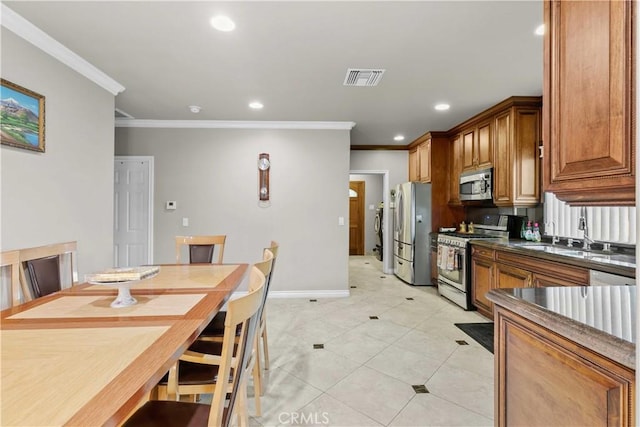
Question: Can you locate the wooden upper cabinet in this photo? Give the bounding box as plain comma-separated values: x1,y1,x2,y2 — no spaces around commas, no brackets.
494,105,542,207
462,128,475,171
543,0,635,205
418,140,431,183
448,133,463,206
476,119,493,169
461,120,493,172
408,147,419,182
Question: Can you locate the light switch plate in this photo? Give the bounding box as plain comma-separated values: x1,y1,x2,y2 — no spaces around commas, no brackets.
166,201,177,210
182,217,189,227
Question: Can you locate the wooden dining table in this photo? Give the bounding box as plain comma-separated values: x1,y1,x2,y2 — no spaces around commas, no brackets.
0,263,248,427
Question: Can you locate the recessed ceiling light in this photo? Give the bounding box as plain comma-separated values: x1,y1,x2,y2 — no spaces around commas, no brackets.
434,103,450,111
535,24,545,36
249,101,264,110
210,15,236,32
394,135,405,141
188,105,201,113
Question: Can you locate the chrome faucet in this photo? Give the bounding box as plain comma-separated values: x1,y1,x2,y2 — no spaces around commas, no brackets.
546,221,560,245
578,207,594,250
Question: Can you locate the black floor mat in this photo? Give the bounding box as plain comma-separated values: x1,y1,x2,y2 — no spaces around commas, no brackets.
454,322,494,354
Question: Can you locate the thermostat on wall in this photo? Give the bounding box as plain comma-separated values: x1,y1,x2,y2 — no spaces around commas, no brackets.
166,201,177,210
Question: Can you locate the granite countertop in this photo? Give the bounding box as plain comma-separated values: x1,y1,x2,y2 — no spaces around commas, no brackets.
487,286,635,370
470,239,635,278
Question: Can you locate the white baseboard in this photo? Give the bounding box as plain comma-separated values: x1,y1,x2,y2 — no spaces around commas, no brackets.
268,290,350,299
228,289,350,299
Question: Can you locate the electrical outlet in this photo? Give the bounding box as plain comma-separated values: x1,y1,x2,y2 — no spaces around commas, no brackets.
182,217,189,227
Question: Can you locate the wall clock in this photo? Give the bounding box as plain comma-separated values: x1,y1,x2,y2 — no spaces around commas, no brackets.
258,153,270,201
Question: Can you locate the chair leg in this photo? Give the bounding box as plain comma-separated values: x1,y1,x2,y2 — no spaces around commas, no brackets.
236,385,250,427
262,323,270,371
252,336,262,416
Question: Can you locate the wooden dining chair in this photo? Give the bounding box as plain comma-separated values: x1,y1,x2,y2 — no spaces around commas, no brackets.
175,235,226,264
0,250,22,309
18,241,78,301
124,265,266,427
259,241,279,372
156,251,274,416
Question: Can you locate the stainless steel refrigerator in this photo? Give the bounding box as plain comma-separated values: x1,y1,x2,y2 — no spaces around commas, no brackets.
393,182,432,285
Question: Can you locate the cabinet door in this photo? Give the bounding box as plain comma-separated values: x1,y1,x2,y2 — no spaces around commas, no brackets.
471,255,494,318
418,140,431,183
448,134,462,205
462,128,475,172
543,0,635,205
495,262,531,289
476,119,493,169
495,309,635,426
513,108,540,205
495,107,541,207
533,273,580,288
493,110,512,204
408,148,419,182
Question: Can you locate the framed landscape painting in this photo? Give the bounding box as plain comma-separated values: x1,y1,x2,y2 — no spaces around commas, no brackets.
0,78,45,152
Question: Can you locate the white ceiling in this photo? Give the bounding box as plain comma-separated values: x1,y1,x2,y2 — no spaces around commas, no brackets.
4,1,543,146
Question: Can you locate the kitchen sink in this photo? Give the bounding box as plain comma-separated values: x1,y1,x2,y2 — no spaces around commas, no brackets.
512,243,636,268
512,243,550,251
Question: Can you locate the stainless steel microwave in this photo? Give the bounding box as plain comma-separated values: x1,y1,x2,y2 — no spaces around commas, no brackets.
459,168,492,201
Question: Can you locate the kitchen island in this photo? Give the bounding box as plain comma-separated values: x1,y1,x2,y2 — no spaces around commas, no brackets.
488,286,635,426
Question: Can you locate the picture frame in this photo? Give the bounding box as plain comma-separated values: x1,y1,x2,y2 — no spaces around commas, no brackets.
1,78,45,152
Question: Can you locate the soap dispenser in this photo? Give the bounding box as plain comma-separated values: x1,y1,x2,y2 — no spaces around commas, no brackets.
524,221,533,241
532,222,541,242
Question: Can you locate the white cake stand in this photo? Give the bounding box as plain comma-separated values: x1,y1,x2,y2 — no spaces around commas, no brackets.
88,280,138,308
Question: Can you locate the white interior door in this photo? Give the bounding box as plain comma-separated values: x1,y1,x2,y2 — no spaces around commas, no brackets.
114,156,153,267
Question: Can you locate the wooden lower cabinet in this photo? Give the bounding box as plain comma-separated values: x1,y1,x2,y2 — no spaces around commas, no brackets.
471,245,590,319
471,254,494,317
495,307,635,426
533,272,580,288
495,263,531,289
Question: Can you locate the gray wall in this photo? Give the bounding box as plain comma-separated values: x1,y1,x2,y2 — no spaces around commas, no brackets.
115,127,350,296
350,173,383,255
0,29,115,278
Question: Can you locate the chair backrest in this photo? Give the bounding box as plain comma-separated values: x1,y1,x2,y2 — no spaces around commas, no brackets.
175,235,226,264
264,240,279,259
210,265,266,427
263,240,279,283
0,250,21,309
252,250,274,324
18,241,78,301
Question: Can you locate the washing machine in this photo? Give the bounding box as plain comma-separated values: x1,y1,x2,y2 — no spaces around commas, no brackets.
373,203,383,261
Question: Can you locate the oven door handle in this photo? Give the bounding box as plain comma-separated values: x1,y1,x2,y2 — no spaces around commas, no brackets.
438,275,464,290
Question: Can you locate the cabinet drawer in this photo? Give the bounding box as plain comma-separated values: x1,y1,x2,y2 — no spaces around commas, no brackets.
472,246,495,260
496,250,589,285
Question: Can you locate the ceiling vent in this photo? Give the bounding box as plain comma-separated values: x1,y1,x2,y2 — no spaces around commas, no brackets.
343,68,386,87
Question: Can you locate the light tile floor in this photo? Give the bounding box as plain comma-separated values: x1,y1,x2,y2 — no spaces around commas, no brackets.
248,256,494,427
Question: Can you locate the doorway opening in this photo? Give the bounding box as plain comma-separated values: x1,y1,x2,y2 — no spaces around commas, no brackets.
349,170,392,274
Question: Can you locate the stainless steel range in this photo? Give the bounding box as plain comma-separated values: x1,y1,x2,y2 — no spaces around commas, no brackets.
437,214,523,310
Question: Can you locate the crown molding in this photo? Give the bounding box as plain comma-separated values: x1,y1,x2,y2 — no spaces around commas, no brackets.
115,119,356,130
350,144,408,150
1,4,125,95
